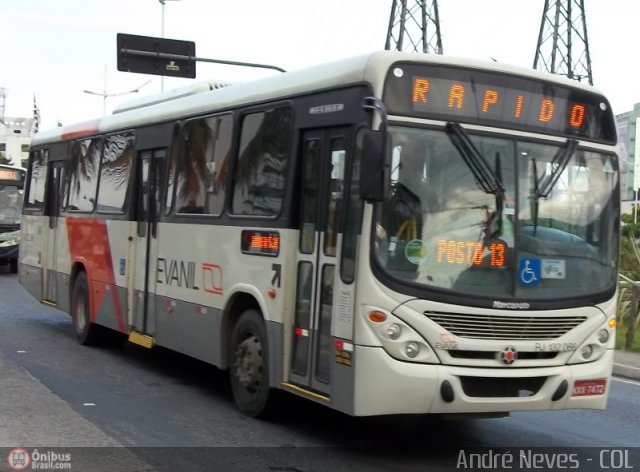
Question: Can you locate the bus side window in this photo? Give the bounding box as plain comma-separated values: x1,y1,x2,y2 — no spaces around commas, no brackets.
174,114,232,215
67,138,101,212
97,133,135,214
165,123,180,214
232,107,291,216
25,148,48,211
341,131,363,283
325,139,346,256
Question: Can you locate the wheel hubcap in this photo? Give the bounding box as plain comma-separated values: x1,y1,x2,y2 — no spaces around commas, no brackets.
234,334,263,393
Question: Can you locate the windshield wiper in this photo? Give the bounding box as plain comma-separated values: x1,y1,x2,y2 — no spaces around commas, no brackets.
445,122,505,197
446,122,506,240
536,139,578,198
529,139,578,236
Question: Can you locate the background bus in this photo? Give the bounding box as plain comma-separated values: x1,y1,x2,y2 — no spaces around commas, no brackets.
0,164,26,273
20,51,619,418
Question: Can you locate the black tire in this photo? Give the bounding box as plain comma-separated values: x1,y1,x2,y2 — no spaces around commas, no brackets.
9,259,17,274
70,271,103,345
229,309,280,418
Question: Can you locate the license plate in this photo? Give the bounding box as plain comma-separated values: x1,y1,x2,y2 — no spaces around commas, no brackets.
572,379,606,396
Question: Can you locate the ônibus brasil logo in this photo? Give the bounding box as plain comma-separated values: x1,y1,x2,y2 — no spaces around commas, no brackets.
7,448,30,470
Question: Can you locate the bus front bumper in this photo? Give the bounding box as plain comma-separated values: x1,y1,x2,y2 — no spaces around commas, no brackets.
351,346,613,416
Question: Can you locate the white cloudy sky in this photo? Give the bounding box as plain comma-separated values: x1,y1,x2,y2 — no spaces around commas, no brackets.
2,0,638,130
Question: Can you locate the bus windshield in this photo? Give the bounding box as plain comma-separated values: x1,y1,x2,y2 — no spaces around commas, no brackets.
0,184,24,225
374,125,619,302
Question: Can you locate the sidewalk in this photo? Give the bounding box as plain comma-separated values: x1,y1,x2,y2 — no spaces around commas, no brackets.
613,349,640,381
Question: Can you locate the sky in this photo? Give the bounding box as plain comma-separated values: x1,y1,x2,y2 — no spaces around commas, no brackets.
2,0,639,130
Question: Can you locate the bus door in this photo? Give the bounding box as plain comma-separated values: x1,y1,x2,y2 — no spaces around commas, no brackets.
43,161,65,302
289,127,350,396
131,149,165,340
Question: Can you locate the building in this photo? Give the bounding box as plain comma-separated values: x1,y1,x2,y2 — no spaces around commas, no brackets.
616,103,640,219
0,117,34,167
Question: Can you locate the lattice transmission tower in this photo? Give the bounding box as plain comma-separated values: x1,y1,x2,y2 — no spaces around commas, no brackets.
533,0,593,85
385,0,443,54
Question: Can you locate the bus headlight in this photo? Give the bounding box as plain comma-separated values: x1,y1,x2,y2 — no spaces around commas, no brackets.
580,344,594,360
387,323,402,340
405,341,420,358
365,306,439,364
568,315,615,365
596,329,609,344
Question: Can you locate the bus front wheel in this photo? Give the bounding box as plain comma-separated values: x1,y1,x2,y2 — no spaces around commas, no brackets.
229,309,279,418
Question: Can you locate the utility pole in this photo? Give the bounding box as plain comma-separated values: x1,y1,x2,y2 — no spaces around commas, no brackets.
533,0,593,85
385,0,443,54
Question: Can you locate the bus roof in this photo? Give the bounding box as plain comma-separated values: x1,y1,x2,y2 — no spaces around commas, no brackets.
31,50,608,146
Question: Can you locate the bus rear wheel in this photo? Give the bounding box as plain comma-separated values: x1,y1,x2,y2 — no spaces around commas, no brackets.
229,309,279,418
71,271,103,345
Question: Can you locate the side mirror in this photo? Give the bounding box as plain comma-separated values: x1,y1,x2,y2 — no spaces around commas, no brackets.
360,129,390,202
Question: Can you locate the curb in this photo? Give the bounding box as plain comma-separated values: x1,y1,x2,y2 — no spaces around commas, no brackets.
613,349,640,381
613,362,640,380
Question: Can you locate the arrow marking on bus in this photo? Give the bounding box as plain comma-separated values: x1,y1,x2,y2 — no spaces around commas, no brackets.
271,264,281,288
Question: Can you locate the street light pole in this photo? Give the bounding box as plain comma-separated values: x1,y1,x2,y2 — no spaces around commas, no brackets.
159,0,182,92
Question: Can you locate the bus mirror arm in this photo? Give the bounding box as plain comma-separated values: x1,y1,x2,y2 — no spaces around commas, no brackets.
360,97,391,202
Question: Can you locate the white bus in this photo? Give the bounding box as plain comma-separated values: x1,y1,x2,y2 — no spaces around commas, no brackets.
20,51,619,418
0,164,26,273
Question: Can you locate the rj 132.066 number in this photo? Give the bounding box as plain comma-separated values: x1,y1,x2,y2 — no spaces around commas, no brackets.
534,342,578,352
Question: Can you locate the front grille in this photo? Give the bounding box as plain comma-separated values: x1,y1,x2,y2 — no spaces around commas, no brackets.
0,224,19,233
448,350,557,360
460,376,547,398
426,311,587,340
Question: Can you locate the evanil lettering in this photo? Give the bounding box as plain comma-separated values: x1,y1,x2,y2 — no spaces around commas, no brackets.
156,258,200,290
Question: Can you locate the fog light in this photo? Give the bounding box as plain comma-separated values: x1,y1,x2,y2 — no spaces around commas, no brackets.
597,329,609,344
580,344,594,360
387,323,402,340
405,341,420,358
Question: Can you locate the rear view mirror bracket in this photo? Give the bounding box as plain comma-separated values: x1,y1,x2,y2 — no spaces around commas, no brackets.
360,97,391,202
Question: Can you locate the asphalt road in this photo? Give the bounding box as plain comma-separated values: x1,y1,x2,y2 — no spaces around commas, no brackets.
1,268,639,471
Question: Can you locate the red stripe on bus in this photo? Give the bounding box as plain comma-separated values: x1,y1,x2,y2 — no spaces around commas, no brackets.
66,218,126,332
61,119,101,140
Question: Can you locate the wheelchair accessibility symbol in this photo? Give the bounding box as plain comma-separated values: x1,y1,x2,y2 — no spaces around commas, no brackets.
519,258,541,286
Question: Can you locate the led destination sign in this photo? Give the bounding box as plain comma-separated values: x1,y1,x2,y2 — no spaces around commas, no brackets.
0,169,23,181
437,239,506,268
383,63,616,143
241,230,280,257
412,77,587,128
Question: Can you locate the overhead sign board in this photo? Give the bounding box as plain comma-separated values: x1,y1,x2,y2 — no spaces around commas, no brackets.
117,33,196,79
